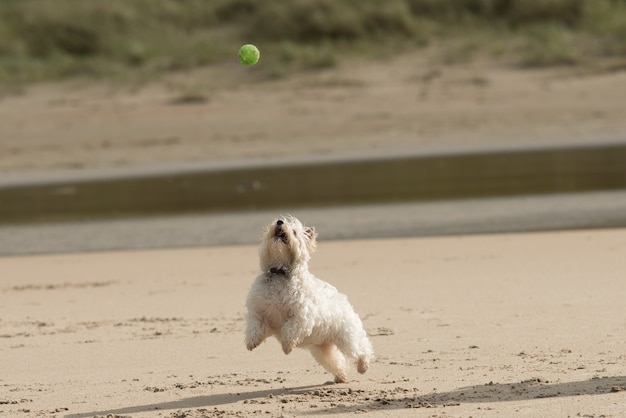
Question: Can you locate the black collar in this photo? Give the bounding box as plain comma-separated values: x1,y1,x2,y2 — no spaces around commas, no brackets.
266,267,289,281
269,267,288,276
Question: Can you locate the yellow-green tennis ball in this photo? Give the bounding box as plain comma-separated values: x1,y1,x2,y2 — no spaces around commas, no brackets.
238,44,260,66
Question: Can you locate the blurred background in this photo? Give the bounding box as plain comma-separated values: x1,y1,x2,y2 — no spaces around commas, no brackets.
1,0,626,255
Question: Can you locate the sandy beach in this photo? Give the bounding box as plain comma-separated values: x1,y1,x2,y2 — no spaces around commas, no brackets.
1,228,625,417
2,52,626,176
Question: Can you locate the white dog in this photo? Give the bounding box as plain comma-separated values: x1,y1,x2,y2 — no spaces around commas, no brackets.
245,216,374,383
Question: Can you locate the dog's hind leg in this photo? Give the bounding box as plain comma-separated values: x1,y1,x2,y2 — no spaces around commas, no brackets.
310,342,348,383
356,335,374,374
334,330,373,375
357,355,369,374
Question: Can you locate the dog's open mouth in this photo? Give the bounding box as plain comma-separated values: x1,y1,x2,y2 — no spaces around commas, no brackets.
274,227,288,244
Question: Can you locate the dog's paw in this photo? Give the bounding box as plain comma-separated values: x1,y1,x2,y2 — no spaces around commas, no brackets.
334,373,348,384
357,358,369,374
282,342,294,355
245,339,260,351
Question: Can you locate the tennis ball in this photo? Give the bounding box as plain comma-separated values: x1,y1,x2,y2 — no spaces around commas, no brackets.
238,44,260,66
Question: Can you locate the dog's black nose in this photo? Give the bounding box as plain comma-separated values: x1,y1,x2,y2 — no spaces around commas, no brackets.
276,220,284,226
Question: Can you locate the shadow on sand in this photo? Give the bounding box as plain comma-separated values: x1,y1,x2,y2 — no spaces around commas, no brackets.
67,376,626,417
66,384,329,418
305,376,626,415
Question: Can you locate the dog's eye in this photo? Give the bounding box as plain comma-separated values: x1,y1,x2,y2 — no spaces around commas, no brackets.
293,230,297,236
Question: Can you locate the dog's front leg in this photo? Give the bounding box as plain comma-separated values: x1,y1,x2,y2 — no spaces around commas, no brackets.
280,321,299,354
245,313,270,351
280,319,307,355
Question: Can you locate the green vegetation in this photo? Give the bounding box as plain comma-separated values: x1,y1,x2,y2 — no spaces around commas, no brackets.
1,0,625,86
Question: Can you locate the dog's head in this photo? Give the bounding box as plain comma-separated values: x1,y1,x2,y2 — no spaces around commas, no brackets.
258,215,317,273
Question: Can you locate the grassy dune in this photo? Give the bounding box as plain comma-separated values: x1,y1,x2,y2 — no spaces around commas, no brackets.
1,0,625,86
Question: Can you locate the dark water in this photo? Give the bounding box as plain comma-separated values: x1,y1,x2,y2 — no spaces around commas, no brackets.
1,142,625,224
1,190,626,256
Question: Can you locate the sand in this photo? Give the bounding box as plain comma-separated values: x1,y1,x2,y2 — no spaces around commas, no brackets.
1,52,626,176
2,228,626,417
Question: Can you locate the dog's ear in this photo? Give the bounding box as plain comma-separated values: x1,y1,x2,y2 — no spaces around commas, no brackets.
304,227,317,252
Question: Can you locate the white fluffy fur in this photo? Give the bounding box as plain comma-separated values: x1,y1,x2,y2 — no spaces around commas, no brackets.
245,215,374,383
